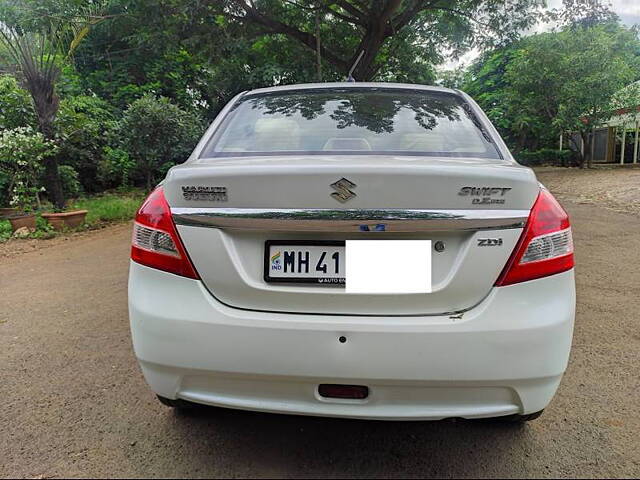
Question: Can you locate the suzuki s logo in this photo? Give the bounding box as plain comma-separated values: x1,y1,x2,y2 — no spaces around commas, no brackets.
330,178,357,203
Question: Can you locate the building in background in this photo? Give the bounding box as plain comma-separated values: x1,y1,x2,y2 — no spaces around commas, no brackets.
565,84,640,165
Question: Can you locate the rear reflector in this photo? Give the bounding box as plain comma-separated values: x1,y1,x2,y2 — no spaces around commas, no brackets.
520,227,573,263
495,188,574,286
133,223,180,257
318,384,369,400
131,187,199,279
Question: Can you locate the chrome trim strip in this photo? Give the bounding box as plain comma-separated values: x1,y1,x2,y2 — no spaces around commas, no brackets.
171,208,528,232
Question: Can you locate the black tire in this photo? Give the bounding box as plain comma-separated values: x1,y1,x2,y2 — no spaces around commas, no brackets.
490,409,544,423
156,395,201,410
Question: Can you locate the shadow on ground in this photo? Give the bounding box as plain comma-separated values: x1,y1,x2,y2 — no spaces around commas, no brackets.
152,405,531,478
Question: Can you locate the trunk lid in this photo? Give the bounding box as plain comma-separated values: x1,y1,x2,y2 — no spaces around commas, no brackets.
165,156,539,316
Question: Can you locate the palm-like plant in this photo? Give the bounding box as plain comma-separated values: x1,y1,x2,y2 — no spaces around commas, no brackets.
0,4,108,209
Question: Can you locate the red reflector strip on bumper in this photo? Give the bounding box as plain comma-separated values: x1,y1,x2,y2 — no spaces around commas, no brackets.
318,384,369,400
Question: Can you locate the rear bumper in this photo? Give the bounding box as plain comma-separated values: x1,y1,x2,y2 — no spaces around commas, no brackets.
128,261,575,420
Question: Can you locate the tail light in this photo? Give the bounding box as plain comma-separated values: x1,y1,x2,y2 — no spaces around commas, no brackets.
131,186,199,279
495,188,573,286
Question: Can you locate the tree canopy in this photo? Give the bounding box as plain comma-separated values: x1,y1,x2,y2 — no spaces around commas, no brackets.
463,20,640,165
0,0,639,210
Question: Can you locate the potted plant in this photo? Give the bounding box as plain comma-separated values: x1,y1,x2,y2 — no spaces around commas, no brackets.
0,207,18,219
0,127,54,233
41,209,88,231
7,181,39,232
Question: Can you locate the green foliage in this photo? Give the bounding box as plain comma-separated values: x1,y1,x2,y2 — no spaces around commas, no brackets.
33,214,56,239
55,94,117,192
0,214,56,242
516,148,578,167
58,165,82,198
0,190,146,242
510,25,639,139
67,190,146,224
463,46,524,141
0,0,636,214
98,146,135,189
0,75,36,130
0,219,11,241
0,0,110,209
463,21,640,162
118,94,204,189
68,0,546,121
0,171,11,207
0,127,56,213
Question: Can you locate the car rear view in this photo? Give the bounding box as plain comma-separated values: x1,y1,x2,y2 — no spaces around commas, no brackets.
128,83,575,421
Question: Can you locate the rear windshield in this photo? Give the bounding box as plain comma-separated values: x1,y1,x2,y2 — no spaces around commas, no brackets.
201,88,501,159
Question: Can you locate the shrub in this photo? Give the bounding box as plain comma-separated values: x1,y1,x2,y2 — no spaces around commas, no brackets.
119,94,204,190
98,146,136,188
516,148,578,167
55,94,117,193
0,171,11,207
68,190,146,224
0,127,56,212
58,165,83,198
0,75,36,130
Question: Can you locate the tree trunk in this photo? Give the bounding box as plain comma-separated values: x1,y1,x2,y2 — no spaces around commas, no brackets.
315,6,322,82
146,169,153,192
38,116,65,210
30,79,65,210
580,131,592,169
349,9,397,81
43,154,65,210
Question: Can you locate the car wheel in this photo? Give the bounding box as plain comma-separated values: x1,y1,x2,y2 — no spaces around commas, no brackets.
156,395,201,410
491,409,545,423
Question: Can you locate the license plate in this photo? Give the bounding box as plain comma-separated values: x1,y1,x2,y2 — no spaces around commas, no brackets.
264,241,345,285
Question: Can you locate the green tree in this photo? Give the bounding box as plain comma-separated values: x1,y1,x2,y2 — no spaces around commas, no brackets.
55,94,117,193
119,94,204,190
0,127,57,213
223,0,546,81
463,43,541,150
0,75,37,130
507,24,640,166
462,15,640,163
71,0,546,116
0,2,109,209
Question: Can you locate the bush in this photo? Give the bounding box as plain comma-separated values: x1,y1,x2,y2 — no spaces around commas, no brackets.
68,191,146,224
0,75,36,130
98,147,136,189
0,171,11,207
516,148,578,167
0,214,56,242
55,94,117,193
58,165,83,198
0,127,56,213
119,94,204,189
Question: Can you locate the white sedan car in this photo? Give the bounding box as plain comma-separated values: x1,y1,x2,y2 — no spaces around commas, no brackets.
128,83,575,422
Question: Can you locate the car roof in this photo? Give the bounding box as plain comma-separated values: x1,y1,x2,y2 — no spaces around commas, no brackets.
243,82,459,97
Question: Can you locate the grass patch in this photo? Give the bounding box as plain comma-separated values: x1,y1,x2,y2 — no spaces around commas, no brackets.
0,214,55,242
0,219,11,241
68,190,146,226
0,189,146,242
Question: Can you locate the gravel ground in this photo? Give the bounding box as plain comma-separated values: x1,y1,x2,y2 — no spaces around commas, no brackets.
1,170,639,478
535,166,640,217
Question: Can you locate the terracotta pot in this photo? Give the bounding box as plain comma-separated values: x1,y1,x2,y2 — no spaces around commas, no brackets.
9,213,36,232
41,210,88,231
0,207,18,219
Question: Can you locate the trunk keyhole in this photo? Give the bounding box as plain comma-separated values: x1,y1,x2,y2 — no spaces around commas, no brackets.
434,241,445,252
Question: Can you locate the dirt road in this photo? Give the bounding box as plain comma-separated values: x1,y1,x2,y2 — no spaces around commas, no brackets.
1,199,639,478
